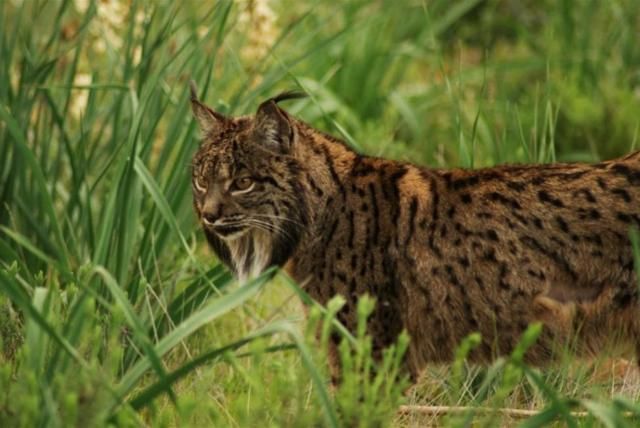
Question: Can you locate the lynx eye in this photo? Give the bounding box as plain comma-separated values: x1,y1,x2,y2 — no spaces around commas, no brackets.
193,177,207,193
231,177,254,193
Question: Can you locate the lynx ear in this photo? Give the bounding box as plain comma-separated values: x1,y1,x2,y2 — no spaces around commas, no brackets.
254,100,293,153
190,80,226,136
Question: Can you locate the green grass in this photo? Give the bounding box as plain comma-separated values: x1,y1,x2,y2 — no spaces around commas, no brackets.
1,0,640,426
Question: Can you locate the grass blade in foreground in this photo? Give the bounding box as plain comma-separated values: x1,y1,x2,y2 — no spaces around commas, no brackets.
129,320,339,428
115,268,275,401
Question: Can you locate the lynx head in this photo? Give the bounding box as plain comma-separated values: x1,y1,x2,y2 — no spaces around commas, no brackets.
190,82,309,279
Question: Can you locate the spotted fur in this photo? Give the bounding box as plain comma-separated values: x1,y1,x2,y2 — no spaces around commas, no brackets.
190,86,640,380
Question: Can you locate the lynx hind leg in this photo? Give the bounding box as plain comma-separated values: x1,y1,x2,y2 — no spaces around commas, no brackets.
565,284,640,362
526,295,578,362
532,295,577,331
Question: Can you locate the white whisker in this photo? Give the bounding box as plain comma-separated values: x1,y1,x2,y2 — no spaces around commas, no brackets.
250,213,305,228
245,218,297,242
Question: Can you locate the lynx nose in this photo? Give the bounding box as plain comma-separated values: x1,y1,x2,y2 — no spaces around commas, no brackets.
202,211,220,226
201,196,222,227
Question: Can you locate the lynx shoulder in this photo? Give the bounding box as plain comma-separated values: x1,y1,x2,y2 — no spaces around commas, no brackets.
190,86,640,379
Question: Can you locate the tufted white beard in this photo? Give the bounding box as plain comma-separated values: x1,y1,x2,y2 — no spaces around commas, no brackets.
223,228,272,284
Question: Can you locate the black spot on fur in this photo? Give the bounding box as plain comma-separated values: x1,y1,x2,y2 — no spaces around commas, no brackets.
532,217,544,229
538,190,564,207
485,230,499,242
611,188,632,203
484,248,497,262
612,163,640,185
555,216,570,233
507,181,526,192
488,192,522,210
596,177,608,190
573,188,597,203
451,175,480,190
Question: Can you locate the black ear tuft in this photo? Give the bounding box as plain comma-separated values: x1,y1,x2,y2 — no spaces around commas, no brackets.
189,80,227,137
189,80,199,102
271,90,307,104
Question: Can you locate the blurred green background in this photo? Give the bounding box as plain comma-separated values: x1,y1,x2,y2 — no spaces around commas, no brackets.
1,0,639,426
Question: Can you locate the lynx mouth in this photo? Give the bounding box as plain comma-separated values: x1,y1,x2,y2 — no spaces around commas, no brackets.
208,223,248,239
